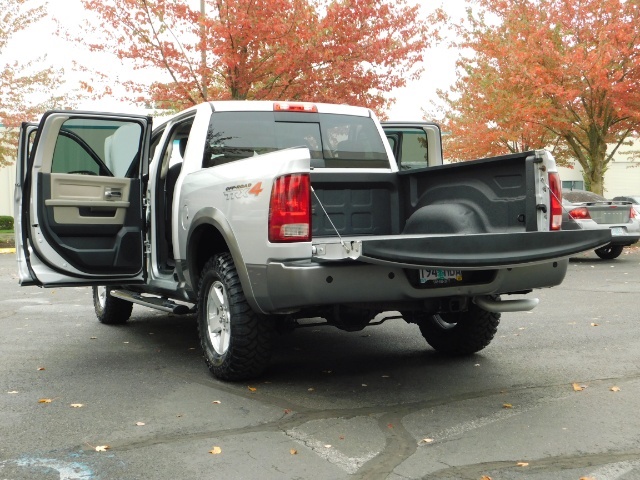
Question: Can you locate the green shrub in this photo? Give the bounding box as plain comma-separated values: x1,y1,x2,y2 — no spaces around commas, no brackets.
0,216,14,231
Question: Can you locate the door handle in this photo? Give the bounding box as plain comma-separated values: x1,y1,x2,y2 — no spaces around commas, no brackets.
105,190,122,199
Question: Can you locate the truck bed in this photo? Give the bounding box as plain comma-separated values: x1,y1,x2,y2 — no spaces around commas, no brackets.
311,151,540,239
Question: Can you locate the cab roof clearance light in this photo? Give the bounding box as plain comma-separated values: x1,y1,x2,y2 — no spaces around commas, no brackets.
273,102,318,113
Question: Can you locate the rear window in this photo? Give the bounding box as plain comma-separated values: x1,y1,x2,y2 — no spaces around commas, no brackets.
203,111,389,169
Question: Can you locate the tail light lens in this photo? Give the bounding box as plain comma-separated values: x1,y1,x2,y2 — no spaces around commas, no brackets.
548,172,562,230
268,173,311,242
631,207,637,219
568,207,591,220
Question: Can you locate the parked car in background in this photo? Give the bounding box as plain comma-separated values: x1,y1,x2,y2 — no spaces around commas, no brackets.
612,195,640,217
562,190,640,259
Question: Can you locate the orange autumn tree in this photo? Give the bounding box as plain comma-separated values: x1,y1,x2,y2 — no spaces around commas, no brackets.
0,0,67,166
438,0,640,194
78,0,435,116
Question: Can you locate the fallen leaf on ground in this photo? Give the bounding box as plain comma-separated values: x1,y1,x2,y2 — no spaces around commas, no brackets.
38,398,52,403
95,445,110,452
70,404,84,408
418,438,434,445
212,400,222,404
8,391,18,394
503,403,513,409
591,323,599,327
284,409,291,414
610,386,621,392
324,444,332,448
339,435,345,440
135,422,145,426
572,383,584,391
517,462,529,467
481,476,492,480
387,423,394,429
579,477,596,480
308,388,315,392
209,446,222,455
248,386,257,392
290,448,297,455
90,337,97,340
37,367,45,371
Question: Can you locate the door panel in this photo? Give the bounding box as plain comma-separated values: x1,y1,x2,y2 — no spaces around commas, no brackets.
21,111,151,285
46,173,131,225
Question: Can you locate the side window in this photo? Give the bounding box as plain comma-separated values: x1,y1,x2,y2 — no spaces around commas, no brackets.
51,118,143,177
386,128,428,170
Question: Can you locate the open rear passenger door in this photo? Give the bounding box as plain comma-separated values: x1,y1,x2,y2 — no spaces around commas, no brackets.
381,122,444,169
17,111,152,286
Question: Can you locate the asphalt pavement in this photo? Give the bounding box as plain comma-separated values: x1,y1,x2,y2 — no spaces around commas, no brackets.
1,247,640,480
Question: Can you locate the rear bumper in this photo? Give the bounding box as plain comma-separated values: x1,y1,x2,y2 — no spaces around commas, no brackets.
609,234,640,246
248,258,569,313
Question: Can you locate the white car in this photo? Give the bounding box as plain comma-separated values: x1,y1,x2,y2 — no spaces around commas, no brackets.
612,195,640,217
562,190,640,259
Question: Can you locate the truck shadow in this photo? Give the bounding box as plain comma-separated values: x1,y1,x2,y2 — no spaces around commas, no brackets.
105,311,496,390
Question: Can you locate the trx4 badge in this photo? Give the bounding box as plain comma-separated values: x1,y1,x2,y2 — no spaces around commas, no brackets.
224,182,264,200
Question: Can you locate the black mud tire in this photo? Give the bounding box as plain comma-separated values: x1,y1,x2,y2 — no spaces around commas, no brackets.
197,253,273,381
92,286,133,325
594,244,624,260
417,301,500,355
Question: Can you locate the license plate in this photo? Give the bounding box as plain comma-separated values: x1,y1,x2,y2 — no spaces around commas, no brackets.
419,269,463,284
610,227,624,236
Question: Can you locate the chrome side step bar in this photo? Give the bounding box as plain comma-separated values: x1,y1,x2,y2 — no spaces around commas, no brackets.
110,289,192,315
474,296,539,313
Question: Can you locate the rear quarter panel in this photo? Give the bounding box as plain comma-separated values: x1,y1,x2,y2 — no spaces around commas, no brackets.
177,147,312,266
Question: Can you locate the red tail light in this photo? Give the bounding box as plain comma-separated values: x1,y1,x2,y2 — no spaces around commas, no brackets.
548,172,562,230
568,207,591,220
631,207,637,219
268,173,311,242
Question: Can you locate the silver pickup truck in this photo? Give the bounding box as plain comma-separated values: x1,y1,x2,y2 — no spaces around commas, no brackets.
15,101,610,380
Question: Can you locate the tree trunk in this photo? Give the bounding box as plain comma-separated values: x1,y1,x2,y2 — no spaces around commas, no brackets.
583,149,606,196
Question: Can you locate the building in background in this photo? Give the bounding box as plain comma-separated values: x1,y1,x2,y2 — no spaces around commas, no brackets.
557,139,640,196
0,163,15,217
0,122,16,216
